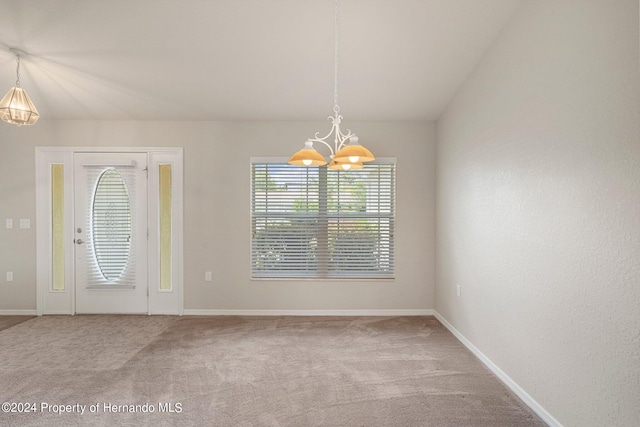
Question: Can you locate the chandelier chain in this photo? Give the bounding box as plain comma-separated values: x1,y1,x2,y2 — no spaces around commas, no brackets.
15,55,21,88
333,0,339,112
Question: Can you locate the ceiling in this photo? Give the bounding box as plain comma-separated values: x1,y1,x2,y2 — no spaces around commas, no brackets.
0,0,522,122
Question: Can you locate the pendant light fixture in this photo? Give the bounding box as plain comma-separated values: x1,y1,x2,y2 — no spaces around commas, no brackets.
0,48,40,126
288,0,374,170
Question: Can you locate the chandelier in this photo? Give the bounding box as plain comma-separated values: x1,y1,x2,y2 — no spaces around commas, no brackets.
0,48,40,126
288,0,374,171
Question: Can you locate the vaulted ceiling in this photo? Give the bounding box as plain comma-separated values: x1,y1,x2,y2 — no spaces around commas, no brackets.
0,0,522,121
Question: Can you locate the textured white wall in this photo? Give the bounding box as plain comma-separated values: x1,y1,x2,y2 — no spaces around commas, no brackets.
0,120,435,312
436,1,640,426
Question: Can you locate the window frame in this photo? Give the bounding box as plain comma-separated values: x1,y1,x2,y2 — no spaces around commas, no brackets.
250,157,396,281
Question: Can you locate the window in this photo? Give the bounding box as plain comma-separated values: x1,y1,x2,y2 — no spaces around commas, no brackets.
251,159,395,279
91,168,132,281
159,164,173,290
51,164,65,291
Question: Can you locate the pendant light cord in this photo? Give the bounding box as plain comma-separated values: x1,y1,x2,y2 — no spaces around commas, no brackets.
333,0,340,114
15,55,21,88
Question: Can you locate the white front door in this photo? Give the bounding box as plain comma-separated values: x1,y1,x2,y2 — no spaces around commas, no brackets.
74,152,148,314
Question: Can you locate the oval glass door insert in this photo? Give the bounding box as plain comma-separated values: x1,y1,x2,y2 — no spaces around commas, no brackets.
92,168,132,281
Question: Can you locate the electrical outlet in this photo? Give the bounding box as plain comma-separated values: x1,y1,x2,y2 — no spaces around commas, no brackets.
205,271,212,282
6,272,13,282
456,285,461,297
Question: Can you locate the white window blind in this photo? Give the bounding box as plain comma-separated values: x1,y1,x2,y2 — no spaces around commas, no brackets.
91,168,132,281
251,159,395,279
83,165,138,287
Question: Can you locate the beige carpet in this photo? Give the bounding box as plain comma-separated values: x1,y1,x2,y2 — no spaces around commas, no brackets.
0,316,546,426
0,316,33,332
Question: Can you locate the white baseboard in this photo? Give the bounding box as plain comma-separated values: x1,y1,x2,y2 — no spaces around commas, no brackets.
0,309,37,315
184,309,434,317
1,309,435,317
433,311,562,427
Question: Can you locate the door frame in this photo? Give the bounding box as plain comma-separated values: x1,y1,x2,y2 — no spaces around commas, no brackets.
35,147,184,315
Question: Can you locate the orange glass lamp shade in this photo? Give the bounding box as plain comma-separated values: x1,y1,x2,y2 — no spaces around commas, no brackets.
0,86,39,126
288,140,328,166
328,159,363,170
333,136,374,164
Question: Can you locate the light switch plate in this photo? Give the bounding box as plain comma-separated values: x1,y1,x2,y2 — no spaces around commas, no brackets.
20,219,30,229
6,272,13,282
5,219,13,229
205,272,212,282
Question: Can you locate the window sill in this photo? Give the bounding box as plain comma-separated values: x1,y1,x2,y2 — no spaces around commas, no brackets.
251,277,395,282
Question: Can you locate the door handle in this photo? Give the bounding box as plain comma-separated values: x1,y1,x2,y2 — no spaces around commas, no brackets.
76,238,85,245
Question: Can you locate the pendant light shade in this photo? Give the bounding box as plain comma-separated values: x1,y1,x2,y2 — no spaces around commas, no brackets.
333,136,375,163
0,87,40,126
1,49,39,127
288,140,328,166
